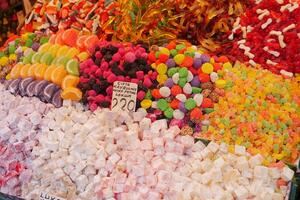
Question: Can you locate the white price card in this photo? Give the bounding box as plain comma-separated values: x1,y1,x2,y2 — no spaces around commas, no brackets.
111,81,138,112
39,192,66,200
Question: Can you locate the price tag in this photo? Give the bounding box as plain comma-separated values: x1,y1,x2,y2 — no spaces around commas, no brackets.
39,192,66,200
111,81,138,112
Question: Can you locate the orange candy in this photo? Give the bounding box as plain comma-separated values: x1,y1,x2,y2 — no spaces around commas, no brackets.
27,64,38,78
201,98,213,108
62,29,79,47
20,64,31,78
169,99,180,109
44,65,57,81
61,87,82,101
76,35,88,51
171,85,182,96
190,107,202,120
62,75,80,90
34,64,47,80
151,89,162,99
213,63,222,71
84,35,99,51
218,56,229,63
51,66,68,86
166,41,176,50
181,56,193,68
10,64,23,79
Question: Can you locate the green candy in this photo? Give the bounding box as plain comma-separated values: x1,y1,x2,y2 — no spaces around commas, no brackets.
145,90,152,99
192,87,202,94
273,144,279,153
157,99,169,111
176,44,186,51
8,45,16,54
167,67,178,77
25,39,33,47
178,67,188,78
204,108,214,114
28,33,36,40
155,51,161,58
178,77,187,88
40,37,49,44
14,38,20,46
185,98,196,110
0,52,4,58
184,51,195,57
164,107,174,119
170,49,177,57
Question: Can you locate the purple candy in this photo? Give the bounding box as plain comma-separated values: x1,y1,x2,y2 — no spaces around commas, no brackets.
31,42,40,51
194,123,202,132
190,76,200,87
164,78,174,88
166,59,176,68
200,54,210,63
193,58,202,69
179,102,188,113
169,119,183,128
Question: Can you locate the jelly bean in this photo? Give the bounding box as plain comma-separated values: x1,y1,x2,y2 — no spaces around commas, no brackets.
159,86,171,97
168,68,178,77
178,77,187,88
190,76,201,87
164,107,174,119
185,98,197,110
171,85,183,96
157,99,169,111
141,99,152,109
190,107,202,120
181,56,194,68
215,79,226,88
164,78,174,88
176,94,187,102
193,94,204,106
166,59,176,68
169,99,180,109
173,109,185,120
201,63,214,74
201,98,213,108
210,72,218,82
157,63,168,74
172,73,180,84
183,83,192,94
179,67,188,78
174,54,185,65
152,89,162,99
157,74,168,84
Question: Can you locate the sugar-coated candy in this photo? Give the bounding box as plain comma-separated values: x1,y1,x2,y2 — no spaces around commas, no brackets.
201,63,214,74
172,73,180,84
176,94,187,102
174,54,185,65
157,99,169,111
183,83,192,95
215,79,226,89
193,94,204,107
164,107,174,119
210,72,218,82
178,78,187,88
157,63,168,74
178,67,188,78
141,99,152,109
171,85,183,96
164,78,174,88
173,109,185,120
159,87,171,98
185,99,197,110
166,59,176,68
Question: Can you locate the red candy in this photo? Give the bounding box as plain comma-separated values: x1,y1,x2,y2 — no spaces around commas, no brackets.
171,85,183,96
181,56,193,68
201,98,213,108
159,54,169,63
198,73,210,83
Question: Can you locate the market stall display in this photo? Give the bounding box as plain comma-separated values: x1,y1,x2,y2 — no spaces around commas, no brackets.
0,0,299,199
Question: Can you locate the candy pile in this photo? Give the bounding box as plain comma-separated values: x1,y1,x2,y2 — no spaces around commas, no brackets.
0,33,49,79
0,84,53,196
21,102,293,199
6,30,94,106
23,0,119,39
200,62,300,165
141,41,229,130
78,41,155,111
227,0,300,74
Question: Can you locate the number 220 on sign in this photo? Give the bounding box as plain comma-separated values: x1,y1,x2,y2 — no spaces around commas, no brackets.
111,81,138,112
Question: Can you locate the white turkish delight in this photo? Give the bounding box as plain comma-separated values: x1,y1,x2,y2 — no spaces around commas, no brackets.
281,166,294,181
234,145,246,155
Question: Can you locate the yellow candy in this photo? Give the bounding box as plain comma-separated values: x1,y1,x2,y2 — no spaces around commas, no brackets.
187,47,196,52
210,57,215,64
151,63,156,69
159,47,170,55
9,54,17,61
157,74,168,84
157,63,167,74
0,56,9,66
223,62,232,70
140,99,152,109
6,73,11,80
215,79,226,88
174,54,185,65
201,63,214,74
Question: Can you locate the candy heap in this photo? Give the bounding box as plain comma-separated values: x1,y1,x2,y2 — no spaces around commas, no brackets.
21,103,293,199
200,62,300,165
0,84,53,196
141,41,229,130
6,29,94,107
79,41,155,111
227,0,300,74
0,33,49,79
23,0,119,39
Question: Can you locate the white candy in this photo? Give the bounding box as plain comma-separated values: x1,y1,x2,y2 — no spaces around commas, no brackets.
183,83,192,94
187,71,194,82
159,86,171,98
193,94,203,106
173,109,184,120
210,72,218,82
172,73,179,84
281,166,294,181
176,94,187,102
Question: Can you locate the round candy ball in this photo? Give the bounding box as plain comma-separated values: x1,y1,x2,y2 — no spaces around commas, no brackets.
159,86,171,97
173,109,185,120
185,98,197,110
157,99,169,111
164,107,174,119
